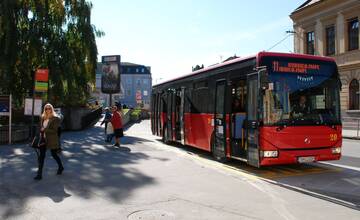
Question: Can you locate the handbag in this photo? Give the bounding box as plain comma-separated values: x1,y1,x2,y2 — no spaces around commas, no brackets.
106,123,114,135
30,133,46,148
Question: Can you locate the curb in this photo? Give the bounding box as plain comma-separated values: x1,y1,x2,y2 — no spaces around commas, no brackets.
343,136,360,140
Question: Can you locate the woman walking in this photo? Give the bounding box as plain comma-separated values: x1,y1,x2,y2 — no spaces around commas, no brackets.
34,103,64,180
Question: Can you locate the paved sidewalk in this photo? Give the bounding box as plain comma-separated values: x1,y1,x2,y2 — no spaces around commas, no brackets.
342,129,360,140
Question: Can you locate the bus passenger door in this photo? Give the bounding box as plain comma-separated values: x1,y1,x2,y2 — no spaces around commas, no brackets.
247,73,260,167
151,93,155,135
166,92,173,142
213,80,227,161
180,87,185,145
157,93,162,136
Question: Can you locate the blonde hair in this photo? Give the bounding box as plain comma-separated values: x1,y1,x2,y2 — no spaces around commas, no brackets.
41,103,58,120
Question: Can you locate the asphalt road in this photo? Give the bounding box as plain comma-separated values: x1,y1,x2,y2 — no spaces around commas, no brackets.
0,120,359,220
327,138,360,169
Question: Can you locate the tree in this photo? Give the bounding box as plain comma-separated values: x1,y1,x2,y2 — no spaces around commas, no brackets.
192,64,204,72
0,0,103,107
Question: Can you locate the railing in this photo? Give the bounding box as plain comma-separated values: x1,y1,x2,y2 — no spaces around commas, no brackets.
81,107,102,129
0,125,30,144
342,117,360,138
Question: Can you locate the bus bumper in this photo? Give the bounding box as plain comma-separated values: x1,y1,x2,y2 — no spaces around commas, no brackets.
259,148,341,166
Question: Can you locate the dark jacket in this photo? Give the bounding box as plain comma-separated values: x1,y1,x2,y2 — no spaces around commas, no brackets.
41,116,60,149
292,103,310,115
101,111,112,125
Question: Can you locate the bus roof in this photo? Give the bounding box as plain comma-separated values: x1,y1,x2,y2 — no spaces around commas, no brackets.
257,51,335,64
153,52,336,87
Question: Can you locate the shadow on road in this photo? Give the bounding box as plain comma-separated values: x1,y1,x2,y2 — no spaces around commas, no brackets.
0,122,161,219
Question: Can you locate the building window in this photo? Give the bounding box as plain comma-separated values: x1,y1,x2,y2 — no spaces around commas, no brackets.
326,25,335,55
306,31,315,55
126,78,132,84
141,68,145,73
136,68,139,73
143,79,149,85
349,79,359,110
348,18,359,51
126,90,131,96
136,79,141,86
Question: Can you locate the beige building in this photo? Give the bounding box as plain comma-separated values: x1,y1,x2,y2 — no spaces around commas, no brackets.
290,0,360,119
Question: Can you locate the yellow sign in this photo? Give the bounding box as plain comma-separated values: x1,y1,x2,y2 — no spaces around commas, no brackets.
330,134,338,141
35,81,48,92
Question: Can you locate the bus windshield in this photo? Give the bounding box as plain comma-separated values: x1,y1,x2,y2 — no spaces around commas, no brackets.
262,60,341,126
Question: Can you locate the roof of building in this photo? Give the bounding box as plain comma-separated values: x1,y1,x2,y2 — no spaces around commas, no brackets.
96,62,150,68
293,0,322,13
96,62,151,75
121,62,143,67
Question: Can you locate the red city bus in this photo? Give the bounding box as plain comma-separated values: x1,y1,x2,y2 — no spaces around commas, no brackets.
151,52,342,167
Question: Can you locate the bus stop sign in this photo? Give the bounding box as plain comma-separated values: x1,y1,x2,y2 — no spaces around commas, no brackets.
0,95,10,116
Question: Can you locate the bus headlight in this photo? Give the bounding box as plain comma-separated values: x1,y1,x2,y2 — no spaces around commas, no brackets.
261,150,278,158
331,147,341,154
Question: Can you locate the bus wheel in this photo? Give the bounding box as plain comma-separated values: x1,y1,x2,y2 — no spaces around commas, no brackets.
211,135,228,163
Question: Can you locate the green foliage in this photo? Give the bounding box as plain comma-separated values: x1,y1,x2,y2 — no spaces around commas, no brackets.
122,108,130,115
0,0,102,107
130,109,141,121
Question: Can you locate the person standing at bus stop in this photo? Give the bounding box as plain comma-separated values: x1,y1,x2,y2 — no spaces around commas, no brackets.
34,103,64,180
110,105,123,147
101,107,113,142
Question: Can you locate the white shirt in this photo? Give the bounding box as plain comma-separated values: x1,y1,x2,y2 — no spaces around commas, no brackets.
43,119,49,129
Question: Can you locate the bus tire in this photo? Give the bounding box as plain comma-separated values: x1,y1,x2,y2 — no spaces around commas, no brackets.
211,133,228,163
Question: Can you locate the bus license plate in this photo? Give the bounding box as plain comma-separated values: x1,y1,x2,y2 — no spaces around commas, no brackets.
298,156,315,163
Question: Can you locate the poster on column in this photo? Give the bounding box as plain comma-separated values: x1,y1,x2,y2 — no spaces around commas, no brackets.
24,98,43,116
101,55,121,94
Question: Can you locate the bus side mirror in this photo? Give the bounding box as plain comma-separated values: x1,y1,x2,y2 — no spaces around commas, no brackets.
259,69,269,90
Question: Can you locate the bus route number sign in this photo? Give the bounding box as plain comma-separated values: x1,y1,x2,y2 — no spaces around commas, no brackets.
330,134,338,142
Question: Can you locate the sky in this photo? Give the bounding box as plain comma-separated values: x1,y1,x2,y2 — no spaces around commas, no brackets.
90,0,305,84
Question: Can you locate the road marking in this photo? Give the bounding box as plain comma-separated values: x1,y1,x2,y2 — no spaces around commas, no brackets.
148,138,341,180
320,162,360,172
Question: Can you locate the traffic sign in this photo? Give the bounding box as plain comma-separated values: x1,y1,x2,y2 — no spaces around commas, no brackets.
0,95,10,116
35,81,48,92
35,69,49,82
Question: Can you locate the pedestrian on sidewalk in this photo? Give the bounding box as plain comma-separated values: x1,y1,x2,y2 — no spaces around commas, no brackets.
34,103,64,180
110,105,123,147
101,107,113,142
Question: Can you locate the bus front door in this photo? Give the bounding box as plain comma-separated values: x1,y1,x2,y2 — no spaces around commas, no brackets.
247,73,260,167
213,80,227,161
